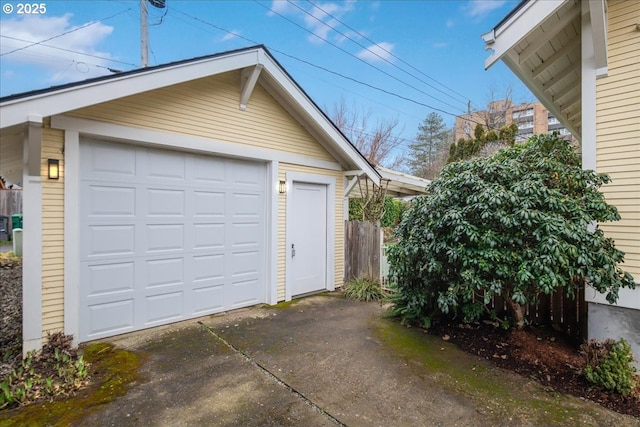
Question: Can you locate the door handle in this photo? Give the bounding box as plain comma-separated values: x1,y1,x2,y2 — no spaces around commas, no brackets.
291,243,296,258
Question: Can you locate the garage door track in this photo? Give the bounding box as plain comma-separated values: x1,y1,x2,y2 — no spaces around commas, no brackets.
77,294,637,427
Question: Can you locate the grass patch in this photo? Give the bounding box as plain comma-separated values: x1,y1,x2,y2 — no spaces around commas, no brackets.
343,276,384,302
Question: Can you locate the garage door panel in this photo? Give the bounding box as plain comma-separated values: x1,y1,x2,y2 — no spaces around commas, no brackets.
144,291,184,325
230,160,264,189
230,251,260,277
82,140,136,180
194,191,225,217
86,299,135,338
191,286,225,315
146,189,185,217
193,156,227,184
146,224,185,253
193,223,225,250
145,257,184,288
85,225,136,257
230,223,260,248
192,254,225,282
146,150,186,181
87,262,135,296
229,279,260,308
231,192,262,217
79,140,266,341
86,185,136,217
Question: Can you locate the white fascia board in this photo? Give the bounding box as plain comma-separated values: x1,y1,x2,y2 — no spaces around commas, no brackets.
376,166,430,192
0,48,263,129
259,57,380,186
502,52,582,141
589,0,608,77
484,0,569,70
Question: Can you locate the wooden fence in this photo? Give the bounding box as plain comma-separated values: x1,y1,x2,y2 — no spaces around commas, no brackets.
0,190,23,237
344,220,381,282
481,286,588,342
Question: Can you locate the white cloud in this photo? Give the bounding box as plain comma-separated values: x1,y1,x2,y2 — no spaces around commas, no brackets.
221,30,241,41
356,42,394,63
465,0,507,18
336,29,363,45
432,42,449,49
268,0,296,16
446,19,455,28
268,0,357,45
0,14,115,83
304,2,355,44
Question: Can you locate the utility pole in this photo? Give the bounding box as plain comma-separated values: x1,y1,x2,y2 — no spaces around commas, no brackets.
140,0,166,68
140,0,148,67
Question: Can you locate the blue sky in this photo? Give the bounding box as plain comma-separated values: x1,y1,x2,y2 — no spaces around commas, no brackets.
0,0,533,142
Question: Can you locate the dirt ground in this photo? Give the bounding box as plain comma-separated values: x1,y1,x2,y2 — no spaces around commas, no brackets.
431,320,640,418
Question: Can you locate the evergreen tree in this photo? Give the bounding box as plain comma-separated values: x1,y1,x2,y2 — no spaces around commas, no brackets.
408,112,449,179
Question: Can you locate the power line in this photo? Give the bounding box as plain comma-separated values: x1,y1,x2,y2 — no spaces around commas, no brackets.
169,7,486,126
0,8,132,57
253,0,465,114
0,35,137,67
298,0,470,108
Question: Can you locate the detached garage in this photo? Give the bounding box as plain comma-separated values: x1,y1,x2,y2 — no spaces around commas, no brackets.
0,45,381,352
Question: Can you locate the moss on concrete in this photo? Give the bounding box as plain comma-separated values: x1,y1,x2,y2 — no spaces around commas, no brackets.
0,343,144,427
374,318,602,426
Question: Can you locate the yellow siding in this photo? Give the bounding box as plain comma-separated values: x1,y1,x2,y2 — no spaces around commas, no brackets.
40,126,65,336
277,164,344,301
596,0,640,278
68,71,335,162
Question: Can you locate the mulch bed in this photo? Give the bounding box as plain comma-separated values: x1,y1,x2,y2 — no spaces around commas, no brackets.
430,321,640,418
0,255,22,380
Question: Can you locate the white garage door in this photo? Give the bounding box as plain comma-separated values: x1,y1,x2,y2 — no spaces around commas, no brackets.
79,139,266,341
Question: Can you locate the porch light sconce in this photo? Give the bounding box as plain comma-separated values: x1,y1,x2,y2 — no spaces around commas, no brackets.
48,159,60,180
278,180,287,194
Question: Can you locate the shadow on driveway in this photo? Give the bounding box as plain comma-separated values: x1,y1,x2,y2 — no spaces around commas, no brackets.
78,294,637,427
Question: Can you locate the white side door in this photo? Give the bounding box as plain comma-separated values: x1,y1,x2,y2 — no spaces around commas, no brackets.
288,181,327,296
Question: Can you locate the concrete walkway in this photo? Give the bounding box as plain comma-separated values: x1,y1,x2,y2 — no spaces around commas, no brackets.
77,295,637,427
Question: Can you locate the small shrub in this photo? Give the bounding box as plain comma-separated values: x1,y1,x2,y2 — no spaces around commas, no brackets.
581,338,637,396
0,332,90,410
343,276,384,302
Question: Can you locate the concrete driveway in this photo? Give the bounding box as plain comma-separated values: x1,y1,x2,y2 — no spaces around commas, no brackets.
77,294,637,427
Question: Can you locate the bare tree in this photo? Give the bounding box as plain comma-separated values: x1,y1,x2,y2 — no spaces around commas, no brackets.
329,98,405,169
477,84,513,132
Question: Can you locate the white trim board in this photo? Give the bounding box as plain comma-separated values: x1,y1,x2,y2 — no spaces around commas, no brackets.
63,131,81,345
51,115,343,172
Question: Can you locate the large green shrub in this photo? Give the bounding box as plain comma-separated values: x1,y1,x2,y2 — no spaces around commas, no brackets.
388,133,635,329
581,339,637,396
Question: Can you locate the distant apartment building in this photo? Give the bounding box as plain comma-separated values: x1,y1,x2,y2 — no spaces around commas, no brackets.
454,100,575,143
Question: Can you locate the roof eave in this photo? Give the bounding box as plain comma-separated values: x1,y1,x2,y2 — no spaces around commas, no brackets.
484,0,583,141
0,45,380,184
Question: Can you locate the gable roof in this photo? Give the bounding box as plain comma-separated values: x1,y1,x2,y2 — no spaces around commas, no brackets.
0,45,380,184
482,0,593,142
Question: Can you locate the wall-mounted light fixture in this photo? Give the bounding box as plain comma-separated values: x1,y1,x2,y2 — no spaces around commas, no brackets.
48,159,60,180
278,180,287,194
